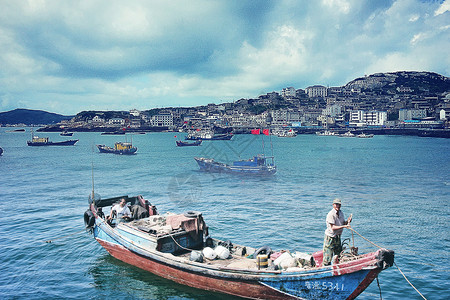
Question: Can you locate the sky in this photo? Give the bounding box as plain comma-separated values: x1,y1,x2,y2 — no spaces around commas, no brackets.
0,0,449,115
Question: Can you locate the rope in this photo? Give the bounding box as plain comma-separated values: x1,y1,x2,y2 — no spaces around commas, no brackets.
348,227,384,249
393,262,427,300
44,229,86,243
348,227,427,300
376,276,383,300
168,232,196,252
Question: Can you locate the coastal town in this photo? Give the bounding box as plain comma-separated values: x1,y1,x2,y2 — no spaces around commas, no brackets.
6,71,450,137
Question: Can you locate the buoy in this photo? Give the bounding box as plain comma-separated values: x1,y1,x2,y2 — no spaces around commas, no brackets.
202,247,217,260
256,254,268,269
215,246,230,259
190,251,203,263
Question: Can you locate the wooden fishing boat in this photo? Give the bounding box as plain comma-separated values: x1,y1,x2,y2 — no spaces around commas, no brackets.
194,155,276,175
97,142,137,155
60,130,73,136
176,140,202,147
84,194,394,300
185,130,233,140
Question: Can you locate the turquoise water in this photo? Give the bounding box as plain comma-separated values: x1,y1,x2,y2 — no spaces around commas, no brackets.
0,129,449,299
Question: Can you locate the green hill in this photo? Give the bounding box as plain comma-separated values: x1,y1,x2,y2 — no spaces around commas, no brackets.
0,108,73,125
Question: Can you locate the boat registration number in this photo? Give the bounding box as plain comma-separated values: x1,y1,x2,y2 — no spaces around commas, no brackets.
305,281,344,291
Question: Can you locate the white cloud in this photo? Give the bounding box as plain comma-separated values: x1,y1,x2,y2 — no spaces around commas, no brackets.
0,0,448,114
434,0,450,16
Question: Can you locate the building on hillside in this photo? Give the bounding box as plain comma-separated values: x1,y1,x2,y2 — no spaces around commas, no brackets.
151,112,173,127
281,87,296,98
270,109,301,126
398,109,427,121
305,85,327,98
350,110,387,126
108,118,125,127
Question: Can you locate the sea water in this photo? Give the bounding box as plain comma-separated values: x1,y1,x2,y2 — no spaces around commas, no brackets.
0,129,448,299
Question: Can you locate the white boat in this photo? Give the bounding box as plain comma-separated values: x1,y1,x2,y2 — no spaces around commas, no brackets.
276,129,297,137
316,130,336,136
357,133,374,138
339,131,356,137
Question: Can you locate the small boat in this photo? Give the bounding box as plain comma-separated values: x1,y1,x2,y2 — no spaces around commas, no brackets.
316,130,337,136
185,130,232,140
27,131,78,146
60,131,73,136
339,131,356,137
84,194,394,300
176,140,202,147
357,133,374,138
276,129,297,137
194,155,276,175
101,130,126,135
6,128,25,132
0,147,3,156
97,142,137,155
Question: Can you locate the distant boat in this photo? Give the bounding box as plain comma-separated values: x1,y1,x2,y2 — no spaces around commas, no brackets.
276,129,297,137
339,131,356,137
186,130,232,140
0,147,3,156
97,142,137,155
84,194,394,300
176,140,202,147
194,155,276,175
60,131,73,136
101,130,126,135
6,128,25,132
357,133,374,138
27,130,78,146
316,130,337,136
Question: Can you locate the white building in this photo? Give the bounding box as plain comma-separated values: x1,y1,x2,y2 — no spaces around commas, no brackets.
305,85,327,98
91,115,105,125
322,104,342,117
350,110,387,126
440,108,450,120
108,118,125,127
399,109,427,121
129,109,140,117
151,113,173,127
281,87,296,98
271,109,301,126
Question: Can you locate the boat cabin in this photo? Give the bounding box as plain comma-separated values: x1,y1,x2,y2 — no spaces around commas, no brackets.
114,142,133,151
32,136,49,143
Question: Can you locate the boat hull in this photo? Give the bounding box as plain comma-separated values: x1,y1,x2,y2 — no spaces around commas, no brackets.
91,214,390,300
97,145,137,154
176,140,202,147
27,139,78,146
195,158,276,175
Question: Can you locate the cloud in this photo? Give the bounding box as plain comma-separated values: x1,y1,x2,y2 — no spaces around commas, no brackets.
0,0,448,114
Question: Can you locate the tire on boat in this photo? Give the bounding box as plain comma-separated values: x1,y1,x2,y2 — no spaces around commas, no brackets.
84,209,95,228
253,245,272,257
184,211,201,218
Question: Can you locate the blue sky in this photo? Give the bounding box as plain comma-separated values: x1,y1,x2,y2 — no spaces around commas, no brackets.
0,0,449,115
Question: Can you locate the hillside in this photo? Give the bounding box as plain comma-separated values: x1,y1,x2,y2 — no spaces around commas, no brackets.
345,71,450,94
0,108,73,125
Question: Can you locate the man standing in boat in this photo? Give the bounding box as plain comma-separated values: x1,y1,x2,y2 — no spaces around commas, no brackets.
323,198,352,265
108,198,131,223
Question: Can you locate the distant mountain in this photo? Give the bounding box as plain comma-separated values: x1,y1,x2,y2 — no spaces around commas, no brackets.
0,108,73,125
345,71,450,94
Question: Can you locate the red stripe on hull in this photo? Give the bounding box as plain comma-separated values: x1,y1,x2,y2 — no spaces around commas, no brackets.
97,239,296,300
347,268,381,300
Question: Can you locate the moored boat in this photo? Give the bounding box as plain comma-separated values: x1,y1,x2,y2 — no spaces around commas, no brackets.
357,133,374,138
84,194,394,300
339,131,356,137
276,129,297,137
60,130,73,136
97,142,137,155
27,130,78,146
316,130,337,136
0,147,3,156
194,155,276,175
185,130,232,140
176,140,202,147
